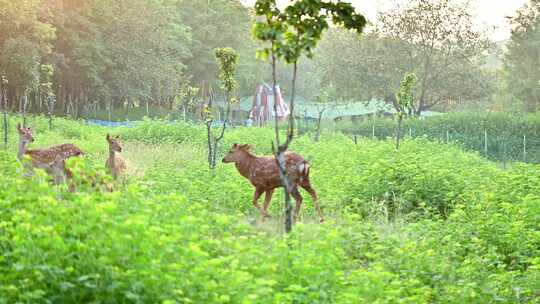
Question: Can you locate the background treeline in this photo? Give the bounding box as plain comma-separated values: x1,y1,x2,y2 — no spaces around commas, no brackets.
0,0,261,119
0,0,539,120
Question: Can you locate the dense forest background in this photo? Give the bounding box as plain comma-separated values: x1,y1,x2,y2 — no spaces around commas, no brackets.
0,0,538,119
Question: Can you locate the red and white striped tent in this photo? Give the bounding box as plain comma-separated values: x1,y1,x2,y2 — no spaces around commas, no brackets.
249,83,289,126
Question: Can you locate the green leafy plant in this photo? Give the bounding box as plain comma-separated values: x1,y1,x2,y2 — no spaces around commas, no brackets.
394,73,417,150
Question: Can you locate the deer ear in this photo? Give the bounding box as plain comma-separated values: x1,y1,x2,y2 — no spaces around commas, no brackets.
115,135,120,139
233,143,238,148
106,134,111,140
17,123,21,131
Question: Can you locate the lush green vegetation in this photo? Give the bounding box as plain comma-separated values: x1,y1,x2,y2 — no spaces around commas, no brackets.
335,112,540,163
1,0,539,302
1,116,539,303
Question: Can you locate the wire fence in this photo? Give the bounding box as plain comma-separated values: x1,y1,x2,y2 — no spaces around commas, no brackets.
297,117,540,164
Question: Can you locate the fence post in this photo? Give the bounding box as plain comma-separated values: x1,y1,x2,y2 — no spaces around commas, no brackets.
503,142,507,169
523,135,527,163
446,130,450,144
484,129,488,155
372,123,375,140
409,128,412,138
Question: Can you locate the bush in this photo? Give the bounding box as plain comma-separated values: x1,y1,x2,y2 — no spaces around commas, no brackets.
1,117,539,303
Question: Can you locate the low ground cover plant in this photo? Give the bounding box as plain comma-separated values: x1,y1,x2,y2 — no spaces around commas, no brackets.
0,116,538,303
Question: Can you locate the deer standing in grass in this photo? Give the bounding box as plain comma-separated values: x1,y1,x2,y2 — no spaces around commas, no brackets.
17,124,83,184
105,134,126,180
222,143,324,222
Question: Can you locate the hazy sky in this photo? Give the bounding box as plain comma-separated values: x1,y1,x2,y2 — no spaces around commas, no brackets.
241,0,527,41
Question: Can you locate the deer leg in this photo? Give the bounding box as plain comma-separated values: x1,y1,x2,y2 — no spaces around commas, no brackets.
252,188,264,218
301,182,324,223
291,187,303,222
262,189,274,220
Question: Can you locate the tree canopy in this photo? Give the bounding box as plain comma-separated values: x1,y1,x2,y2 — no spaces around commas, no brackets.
504,0,540,112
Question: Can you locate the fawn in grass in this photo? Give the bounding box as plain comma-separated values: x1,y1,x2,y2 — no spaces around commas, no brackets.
222,143,324,223
105,134,126,180
17,124,83,185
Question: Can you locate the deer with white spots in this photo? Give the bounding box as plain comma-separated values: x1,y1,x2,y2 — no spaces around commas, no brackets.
17,124,84,182
222,143,324,222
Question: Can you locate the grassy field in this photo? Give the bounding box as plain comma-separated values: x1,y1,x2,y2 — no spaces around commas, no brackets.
1,115,539,303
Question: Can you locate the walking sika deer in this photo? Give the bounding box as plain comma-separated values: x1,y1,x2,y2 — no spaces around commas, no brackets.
17,124,84,179
222,143,324,222
105,134,126,179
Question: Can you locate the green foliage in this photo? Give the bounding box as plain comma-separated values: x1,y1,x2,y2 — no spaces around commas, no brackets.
395,73,417,116
253,0,366,64
0,38,41,91
338,112,540,163
0,0,258,115
180,0,255,92
0,117,539,302
503,1,540,112
314,0,493,113
214,48,239,96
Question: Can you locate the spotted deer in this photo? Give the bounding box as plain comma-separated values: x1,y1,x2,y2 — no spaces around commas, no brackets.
105,134,126,179
17,124,84,181
48,154,69,185
222,143,324,222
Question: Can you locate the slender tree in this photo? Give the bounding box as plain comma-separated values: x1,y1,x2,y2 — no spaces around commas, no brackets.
253,0,366,233
313,84,339,142
394,73,417,150
204,47,239,173
1,75,8,147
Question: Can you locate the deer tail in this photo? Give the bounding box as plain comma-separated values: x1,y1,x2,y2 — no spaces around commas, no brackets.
298,160,310,182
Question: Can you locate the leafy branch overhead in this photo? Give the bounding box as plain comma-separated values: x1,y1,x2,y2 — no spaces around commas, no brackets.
253,0,367,63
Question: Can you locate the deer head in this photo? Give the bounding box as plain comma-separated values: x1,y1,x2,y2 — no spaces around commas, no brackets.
106,134,122,153
17,123,34,145
222,143,252,163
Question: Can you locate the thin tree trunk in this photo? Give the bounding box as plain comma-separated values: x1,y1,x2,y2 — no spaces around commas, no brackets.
212,90,232,172
272,56,298,233
396,115,403,150
22,94,28,127
315,110,324,142
206,122,213,169
205,86,215,172
47,95,55,130
1,79,7,148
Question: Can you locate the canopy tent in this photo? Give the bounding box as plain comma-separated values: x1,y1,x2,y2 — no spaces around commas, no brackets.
248,83,290,126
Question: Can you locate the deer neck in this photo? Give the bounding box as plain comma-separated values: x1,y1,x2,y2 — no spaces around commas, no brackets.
18,139,27,160
109,148,117,160
235,153,256,179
